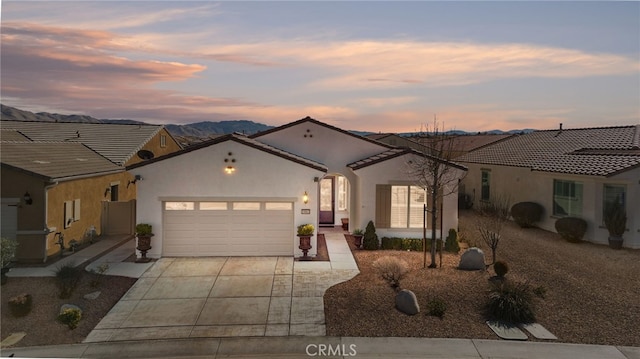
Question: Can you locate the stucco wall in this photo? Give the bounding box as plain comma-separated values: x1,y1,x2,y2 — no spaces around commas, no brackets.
353,153,464,239
132,140,326,258
255,121,391,232
44,172,135,258
460,163,640,248
1,168,47,261
126,128,182,166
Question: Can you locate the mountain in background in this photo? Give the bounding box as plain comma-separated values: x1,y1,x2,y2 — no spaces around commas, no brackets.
1,104,534,143
0,104,274,144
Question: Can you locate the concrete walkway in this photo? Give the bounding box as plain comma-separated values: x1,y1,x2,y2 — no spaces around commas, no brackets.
6,235,144,278
2,336,639,358
83,231,359,343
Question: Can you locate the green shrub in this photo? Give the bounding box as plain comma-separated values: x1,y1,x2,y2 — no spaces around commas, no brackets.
604,201,627,237
533,285,548,299
511,202,544,228
444,229,460,253
381,237,425,251
297,224,315,236
554,217,587,243
403,238,423,251
372,256,409,289
487,280,536,324
58,308,82,329
363,221,379,250
1,237,18,268
381,237,400,250
55,263,82,299
8,293,32,317
135,223,153,236
427,298,447,319
89,263,110,287
493,261,509,277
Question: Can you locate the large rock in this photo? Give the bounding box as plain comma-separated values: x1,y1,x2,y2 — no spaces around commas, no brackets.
458,247,486,270
395,289,420,315
84,291,101,300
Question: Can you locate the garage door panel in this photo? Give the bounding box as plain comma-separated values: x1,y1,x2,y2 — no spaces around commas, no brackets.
163,201,293,257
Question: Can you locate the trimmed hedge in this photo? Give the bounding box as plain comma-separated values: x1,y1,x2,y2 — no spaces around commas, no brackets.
511,202,544,228
379,237,446,252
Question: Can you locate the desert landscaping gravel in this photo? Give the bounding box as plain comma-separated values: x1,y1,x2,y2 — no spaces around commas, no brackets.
2,210,639,348
324,210,640,346
1,272,136,347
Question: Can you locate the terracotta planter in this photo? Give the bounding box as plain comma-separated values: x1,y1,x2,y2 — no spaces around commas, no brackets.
136,234,153,263
298,235,313,261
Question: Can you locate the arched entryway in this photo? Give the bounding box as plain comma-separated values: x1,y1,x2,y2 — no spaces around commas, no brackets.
318,173,351,229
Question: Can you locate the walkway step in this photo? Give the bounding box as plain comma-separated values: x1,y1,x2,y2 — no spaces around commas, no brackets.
518,323,558,340
486,321,528,341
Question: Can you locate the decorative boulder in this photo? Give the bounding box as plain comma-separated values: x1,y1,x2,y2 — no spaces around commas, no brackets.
458,247,486,270
84,291,101,300
395,289,420,315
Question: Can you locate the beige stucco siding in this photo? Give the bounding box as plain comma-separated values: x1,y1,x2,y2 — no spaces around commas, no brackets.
44,172,136,258
125,128,182,166
460,163,640,248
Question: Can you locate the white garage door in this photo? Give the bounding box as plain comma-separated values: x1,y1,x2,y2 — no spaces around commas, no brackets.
163,200,293,256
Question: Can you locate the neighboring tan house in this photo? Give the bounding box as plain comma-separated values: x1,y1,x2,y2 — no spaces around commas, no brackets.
0,121,182,263
457,125,640,249
128,117,466,259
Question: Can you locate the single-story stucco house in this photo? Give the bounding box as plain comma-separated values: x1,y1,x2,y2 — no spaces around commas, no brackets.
128,117,467,259
457,124,640,249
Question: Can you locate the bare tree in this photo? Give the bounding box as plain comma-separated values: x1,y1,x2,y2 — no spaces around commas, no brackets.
406,117,466,268
477,195,511,265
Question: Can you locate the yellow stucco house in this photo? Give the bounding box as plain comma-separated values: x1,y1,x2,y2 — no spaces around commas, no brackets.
0,121,181,263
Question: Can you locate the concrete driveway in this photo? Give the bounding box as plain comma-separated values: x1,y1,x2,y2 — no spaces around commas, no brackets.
85,232,358,343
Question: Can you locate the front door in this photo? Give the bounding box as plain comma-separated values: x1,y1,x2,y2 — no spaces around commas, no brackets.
319,176,334,225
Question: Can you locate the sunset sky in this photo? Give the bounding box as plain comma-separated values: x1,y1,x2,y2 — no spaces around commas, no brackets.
1,1,639,133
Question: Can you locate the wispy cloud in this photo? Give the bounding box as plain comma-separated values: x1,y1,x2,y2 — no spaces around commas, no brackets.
205,40,639,89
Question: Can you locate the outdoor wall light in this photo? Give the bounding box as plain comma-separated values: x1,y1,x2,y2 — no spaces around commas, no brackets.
302,191,309,204
127,175,143,188
23,191,33,205
104,188,111,197
225,166,236,174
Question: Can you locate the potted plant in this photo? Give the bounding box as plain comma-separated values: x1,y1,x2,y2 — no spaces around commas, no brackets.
135,223,153,263
604,201,626,249
352,229,364,249
1,237,18,285
297,224,314,261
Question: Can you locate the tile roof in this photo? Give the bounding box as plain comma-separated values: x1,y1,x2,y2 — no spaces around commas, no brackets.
128,133,328,172
0,120,164,165
457,125,640,177
348,147,467,171
1,141,123,181
0,129,31,141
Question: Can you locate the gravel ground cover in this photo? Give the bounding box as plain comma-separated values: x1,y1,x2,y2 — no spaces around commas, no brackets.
324,210,640,346
1,272,136,347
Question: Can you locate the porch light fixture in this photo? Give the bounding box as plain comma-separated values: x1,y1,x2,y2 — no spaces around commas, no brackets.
302,191,309,204
23,191,33,205
224,166,236,174
127,175,143,188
